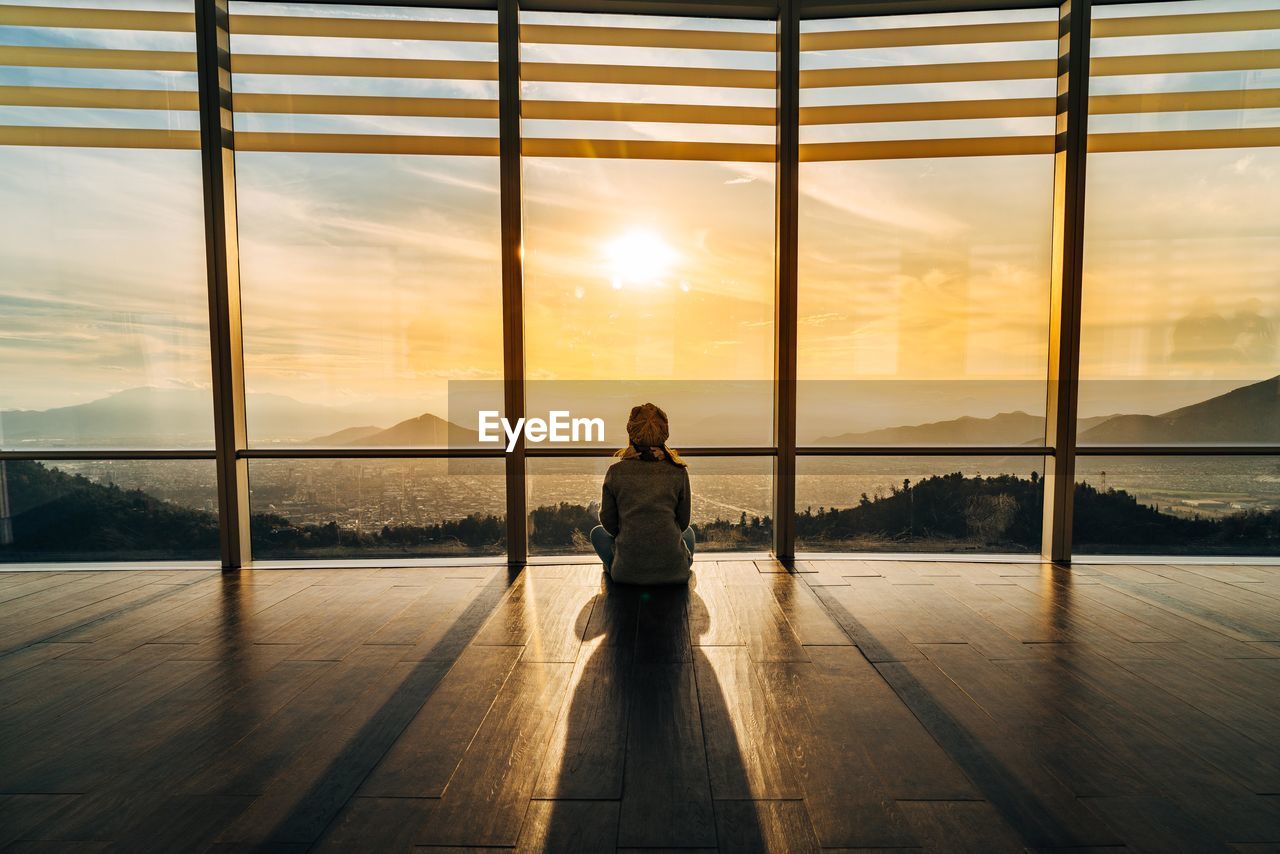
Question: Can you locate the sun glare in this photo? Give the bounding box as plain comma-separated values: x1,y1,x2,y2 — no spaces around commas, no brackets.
603,228,677,289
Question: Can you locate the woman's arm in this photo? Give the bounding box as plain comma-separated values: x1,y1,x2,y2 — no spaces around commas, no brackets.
676,468,691,531
600,474,620,536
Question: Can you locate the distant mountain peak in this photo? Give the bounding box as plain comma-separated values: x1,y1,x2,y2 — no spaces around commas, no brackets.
815,410,1046,446
1080,375,1279,445
333,412,480,447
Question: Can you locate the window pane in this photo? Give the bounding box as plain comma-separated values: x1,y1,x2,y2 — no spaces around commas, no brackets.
797,9,1056,445
1074,455,1280,555
0,459,218,562
527,456,773,556
796,455,1045,553
1080,0,1280,442
249,458,505,558
520,12,776,445
0,0,211,449
231,3,503,447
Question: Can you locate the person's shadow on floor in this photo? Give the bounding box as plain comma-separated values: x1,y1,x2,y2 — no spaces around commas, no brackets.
535,573,766,851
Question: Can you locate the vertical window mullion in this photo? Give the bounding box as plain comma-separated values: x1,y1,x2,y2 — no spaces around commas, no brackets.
195,0,250,570
1041,0,1091,564
775,0,800,563
499,0,527,568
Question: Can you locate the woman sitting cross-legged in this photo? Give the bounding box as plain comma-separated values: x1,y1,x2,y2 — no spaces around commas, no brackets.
590,403,695,585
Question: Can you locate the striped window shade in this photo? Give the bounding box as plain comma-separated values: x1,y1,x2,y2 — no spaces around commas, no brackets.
1088,1,1280,153
0,0,200,149
518,11,776,162
799,7,1060,162
228,2,498,156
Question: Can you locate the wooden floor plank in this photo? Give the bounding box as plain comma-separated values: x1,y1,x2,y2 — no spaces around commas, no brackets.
806,646,978,801
0,641,79,681
18,657,331,841
689,571,745,646
720,575,808,663
633,585,692,664
360,645,520,798
0,795,79,848
416,660,573,847
617,661,716,849
713,799,821,853
811,580,923,663
887,582,1030,660
0,642,186,740
897,799,1026,853
0,575,185,654
695,646,802,800
999,651,1280,842
1,657,220,793
917,643,1149,798
875,657,1123,848
532,640,631,800
215,656,461,847
313,796,432,853
1097,575,1280,643
765,573,852,646
518,578,597,664
515,799,619,853
182,645,407,796
754,657,916,848
1072,584,1280,659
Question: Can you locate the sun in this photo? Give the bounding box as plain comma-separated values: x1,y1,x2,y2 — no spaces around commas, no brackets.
602,227,677,288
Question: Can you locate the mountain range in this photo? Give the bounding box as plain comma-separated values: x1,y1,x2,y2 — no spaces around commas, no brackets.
0,388,423,447
3,375,1275,449
308,414,479,447
815,375,1278,446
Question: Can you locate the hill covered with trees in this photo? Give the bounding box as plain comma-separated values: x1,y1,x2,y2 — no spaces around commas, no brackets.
2,460,1276,561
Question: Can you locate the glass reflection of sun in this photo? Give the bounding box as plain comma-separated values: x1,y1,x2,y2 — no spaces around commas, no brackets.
603,228,677,289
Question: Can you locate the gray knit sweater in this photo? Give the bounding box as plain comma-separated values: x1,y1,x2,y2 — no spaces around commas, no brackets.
599,458,693,585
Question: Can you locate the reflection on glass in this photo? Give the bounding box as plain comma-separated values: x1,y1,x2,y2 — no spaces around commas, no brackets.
231,3,503,446
527,456,773,556
0,460,218,562
797,9,1055,444
1079,1,1280,431
1074,455,1280,556
0,0,211,448
248,458,505,558
796,456,1044,553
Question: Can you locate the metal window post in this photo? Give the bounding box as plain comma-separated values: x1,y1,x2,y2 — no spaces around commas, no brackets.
196,0,251,570
774,0,800,564
499,0,528,568
1042,0,1091,564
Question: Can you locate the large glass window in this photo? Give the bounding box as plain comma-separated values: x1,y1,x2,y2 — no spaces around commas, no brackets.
528,456,773,556
249,458,505,559
0,0,212,449
1074,456,1280,556
797,8,1056,447
1080,0,1280,443
520,12,777,446
0,459,218,562
0,0,219,562
797,455,1044,553
231,2,503,447
1074,1,1280,556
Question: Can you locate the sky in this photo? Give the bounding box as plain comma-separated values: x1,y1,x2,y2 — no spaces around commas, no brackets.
0,0,1277,444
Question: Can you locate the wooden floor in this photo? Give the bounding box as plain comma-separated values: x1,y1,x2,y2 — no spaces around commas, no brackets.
0,560,1278,852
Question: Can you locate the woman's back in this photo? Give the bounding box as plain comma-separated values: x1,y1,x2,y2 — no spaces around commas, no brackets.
600,457,692,585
